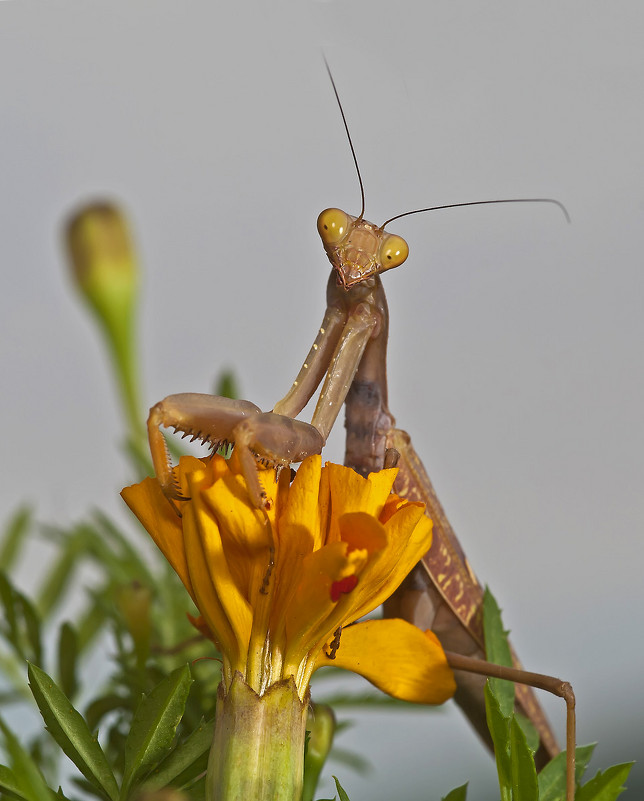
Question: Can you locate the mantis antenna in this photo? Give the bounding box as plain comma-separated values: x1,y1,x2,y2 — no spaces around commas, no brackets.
323,56,571,230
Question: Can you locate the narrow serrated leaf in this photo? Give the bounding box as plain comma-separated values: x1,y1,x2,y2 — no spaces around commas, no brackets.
0,506,32,571
483,588,514,717
510,716,538,801
538,743,596,801
27,663,119,801
441,782,468,801
576,762,634,801
0,717,56,801
121,664,192,797
485,682,511,801
58,622,78,699
142,717,213,791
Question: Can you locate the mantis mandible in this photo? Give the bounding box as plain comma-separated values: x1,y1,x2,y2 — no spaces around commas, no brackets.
147,65,576,800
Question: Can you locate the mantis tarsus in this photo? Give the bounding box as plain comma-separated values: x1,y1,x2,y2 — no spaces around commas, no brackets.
148,66,576,800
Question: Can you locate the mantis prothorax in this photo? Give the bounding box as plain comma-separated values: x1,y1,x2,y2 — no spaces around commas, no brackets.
147,66,576,800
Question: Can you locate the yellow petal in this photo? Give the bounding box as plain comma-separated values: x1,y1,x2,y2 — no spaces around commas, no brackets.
316,619,456,705
182,497,243,669
324,464,397,543
121,476,194,600
184,467,254,664
337,506,432,624
279,455,322,548
200,461,273,600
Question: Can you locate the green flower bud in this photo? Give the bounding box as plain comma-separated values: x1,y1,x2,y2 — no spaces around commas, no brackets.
116,580,151,669
65,201,146,453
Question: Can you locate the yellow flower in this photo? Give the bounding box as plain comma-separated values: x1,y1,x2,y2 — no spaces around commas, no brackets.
121,453,455,705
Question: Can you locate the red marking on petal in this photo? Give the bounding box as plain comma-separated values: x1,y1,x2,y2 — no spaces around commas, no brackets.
330,574,358,602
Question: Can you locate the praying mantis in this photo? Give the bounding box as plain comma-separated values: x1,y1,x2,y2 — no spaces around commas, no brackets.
148,66,576,799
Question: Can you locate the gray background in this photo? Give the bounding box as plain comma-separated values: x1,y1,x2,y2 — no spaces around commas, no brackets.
1,1,643,798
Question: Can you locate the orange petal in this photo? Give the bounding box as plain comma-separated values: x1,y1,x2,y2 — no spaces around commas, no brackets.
316,619,456,705
121,476,193,600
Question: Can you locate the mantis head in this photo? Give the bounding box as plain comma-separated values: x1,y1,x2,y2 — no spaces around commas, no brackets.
317,207,409,289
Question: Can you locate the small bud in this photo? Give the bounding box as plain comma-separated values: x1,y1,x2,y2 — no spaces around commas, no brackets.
66,201,138,320
64,201,145,447
116,580,151,668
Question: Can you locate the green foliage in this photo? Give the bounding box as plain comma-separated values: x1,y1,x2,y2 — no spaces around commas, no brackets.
483,588,633,801
28,662,119,800
120,665,192,797
0,716,56,801
441,784,468,801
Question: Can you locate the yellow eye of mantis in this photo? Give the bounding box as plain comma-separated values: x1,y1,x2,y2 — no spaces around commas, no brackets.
317,208,350,245
379,234,409,269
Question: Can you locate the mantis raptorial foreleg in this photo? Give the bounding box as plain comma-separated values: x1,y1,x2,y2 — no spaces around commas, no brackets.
148,393,322,508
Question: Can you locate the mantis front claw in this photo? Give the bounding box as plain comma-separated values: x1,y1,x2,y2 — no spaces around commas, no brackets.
147,392,323,510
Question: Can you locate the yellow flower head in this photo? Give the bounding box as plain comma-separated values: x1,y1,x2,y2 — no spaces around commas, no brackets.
121,454,455,705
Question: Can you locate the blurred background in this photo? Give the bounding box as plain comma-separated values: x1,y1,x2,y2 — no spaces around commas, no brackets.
1,1,642,797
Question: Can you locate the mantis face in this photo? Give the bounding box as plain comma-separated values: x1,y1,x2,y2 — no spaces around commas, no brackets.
317,208,409,289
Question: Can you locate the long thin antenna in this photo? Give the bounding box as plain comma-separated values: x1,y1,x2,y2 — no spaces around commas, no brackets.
381,197,570,229
324,56,366,220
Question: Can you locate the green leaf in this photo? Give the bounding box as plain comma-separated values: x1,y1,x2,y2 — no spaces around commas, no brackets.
27,663,119,801
120,664,192,797
36,526,88,616
214,369,239,399
510,716,538,801
483,588,514,717
0,572,22,657
576,762,634,801
331,775,351,801
142,717,213,791
485,682,511,801
0,573,42,663
92,511,155,586
0,717,56,801
0,763,29,800
18,590,42,665
57,622,79,699
0,506,32,572
85,693,130,733
75,597,109,654
538,743,596,801
441,782,468,801
514,712,539,755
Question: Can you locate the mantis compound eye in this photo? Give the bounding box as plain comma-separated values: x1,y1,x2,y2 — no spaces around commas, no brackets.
317,208,350,245
378,233,409,270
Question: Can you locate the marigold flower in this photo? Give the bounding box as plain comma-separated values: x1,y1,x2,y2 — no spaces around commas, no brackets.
123,453,456,800
121,453,455,706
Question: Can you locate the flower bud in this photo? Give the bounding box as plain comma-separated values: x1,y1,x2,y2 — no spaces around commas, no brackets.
116,580,151,668
65,201,145,444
